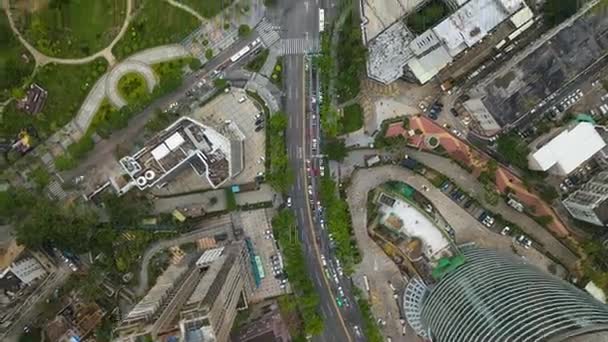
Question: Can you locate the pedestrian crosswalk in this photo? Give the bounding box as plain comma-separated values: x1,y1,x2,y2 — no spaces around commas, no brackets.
255,18,280,48
279,38,319,55
48,180,67,200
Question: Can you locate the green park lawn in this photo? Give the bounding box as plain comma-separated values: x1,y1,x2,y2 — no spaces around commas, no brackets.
1,58,108,138
0,12,34,101
118,72,149,103
112,1,200,59
340,103,364,134
13,0,127,58
182,0,235,18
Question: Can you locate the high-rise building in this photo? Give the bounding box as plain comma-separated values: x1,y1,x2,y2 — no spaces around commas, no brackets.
563,171,608,226
115,241,254,342
403,245,608,342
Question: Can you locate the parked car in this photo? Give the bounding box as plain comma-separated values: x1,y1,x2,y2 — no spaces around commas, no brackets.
500,226,511,236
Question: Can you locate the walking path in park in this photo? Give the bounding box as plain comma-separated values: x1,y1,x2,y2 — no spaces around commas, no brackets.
2,0,134,66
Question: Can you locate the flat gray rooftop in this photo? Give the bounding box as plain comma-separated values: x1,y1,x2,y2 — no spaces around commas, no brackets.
474,11,608,126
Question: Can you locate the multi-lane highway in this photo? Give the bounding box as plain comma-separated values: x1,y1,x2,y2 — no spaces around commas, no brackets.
280,0,364,340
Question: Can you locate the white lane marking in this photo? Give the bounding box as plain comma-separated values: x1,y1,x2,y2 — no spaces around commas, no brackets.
297,176,301,191
298,147,303,159
305,1,309,12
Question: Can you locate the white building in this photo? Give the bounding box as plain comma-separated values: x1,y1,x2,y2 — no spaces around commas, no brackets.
527,122,606,176
9,255,47,285
563,171,608,226
365,0,533,84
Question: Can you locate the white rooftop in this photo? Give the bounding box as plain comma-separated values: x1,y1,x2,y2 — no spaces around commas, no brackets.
528,122,606,176
165,132,185,150
151,143,170,161
196,247,225,267
380,197,450,259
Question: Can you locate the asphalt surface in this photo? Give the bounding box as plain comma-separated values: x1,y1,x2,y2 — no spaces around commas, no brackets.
280,0,363,340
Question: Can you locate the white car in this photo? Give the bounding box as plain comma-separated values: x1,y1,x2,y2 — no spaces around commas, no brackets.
321,255,327,266
500,226,511,236
286,197,292,208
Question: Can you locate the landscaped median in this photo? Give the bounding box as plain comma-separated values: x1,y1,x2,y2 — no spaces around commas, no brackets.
272,210,324,338
266,111,294,193
319,175,362,275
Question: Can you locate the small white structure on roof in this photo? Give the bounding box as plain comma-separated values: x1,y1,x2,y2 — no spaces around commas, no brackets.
528,122,606,176
585,281,607,303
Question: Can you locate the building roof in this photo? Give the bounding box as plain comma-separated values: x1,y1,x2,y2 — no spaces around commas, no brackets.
365,0,527,84
407,44,453,84
510,5,534,27
119,117,232,192
360,0,425,42
366,21,415,84
195,247,225,267
528,122,606,175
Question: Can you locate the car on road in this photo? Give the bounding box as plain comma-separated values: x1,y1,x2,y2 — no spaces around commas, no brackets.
286,196,292,208
354,325,362,337
516,235,532,249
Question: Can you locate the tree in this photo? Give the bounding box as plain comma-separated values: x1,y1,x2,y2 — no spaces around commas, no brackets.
544,0,579,27
238,24,251,37
189,58,202,70
213,78,228,89
15,200,98,253
205,48,213,60
324,139,347,161
103,192,152,228
496,133,529,170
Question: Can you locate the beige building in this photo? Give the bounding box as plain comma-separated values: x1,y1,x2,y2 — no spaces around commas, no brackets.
115,241,254,342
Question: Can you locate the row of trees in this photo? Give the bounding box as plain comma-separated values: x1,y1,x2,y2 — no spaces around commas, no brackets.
319,176,361,274
316,33,340,138
272,210,324,337
267,111,294,192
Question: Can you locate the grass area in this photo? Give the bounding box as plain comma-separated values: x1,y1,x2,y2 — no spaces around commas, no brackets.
270,57,283,87
335,11,366,102
273,210,324,336
405,0,449,34
225,188,237,210
245,49,269,72
181,0,234,18
112,0,199,59
319,175,361,274
117,72,148,103
340,103,363,134
0,12,34,101
1,58,108,138
13,0,127,58
267,111,293,193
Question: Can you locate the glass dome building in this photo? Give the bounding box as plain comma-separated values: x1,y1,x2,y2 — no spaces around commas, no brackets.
403,245,608,342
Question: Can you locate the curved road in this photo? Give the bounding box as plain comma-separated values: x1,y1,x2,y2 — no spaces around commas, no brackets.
2,0,134,66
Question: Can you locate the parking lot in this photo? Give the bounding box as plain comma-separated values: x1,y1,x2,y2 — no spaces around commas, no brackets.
153,89,266,195
242,209,292,303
